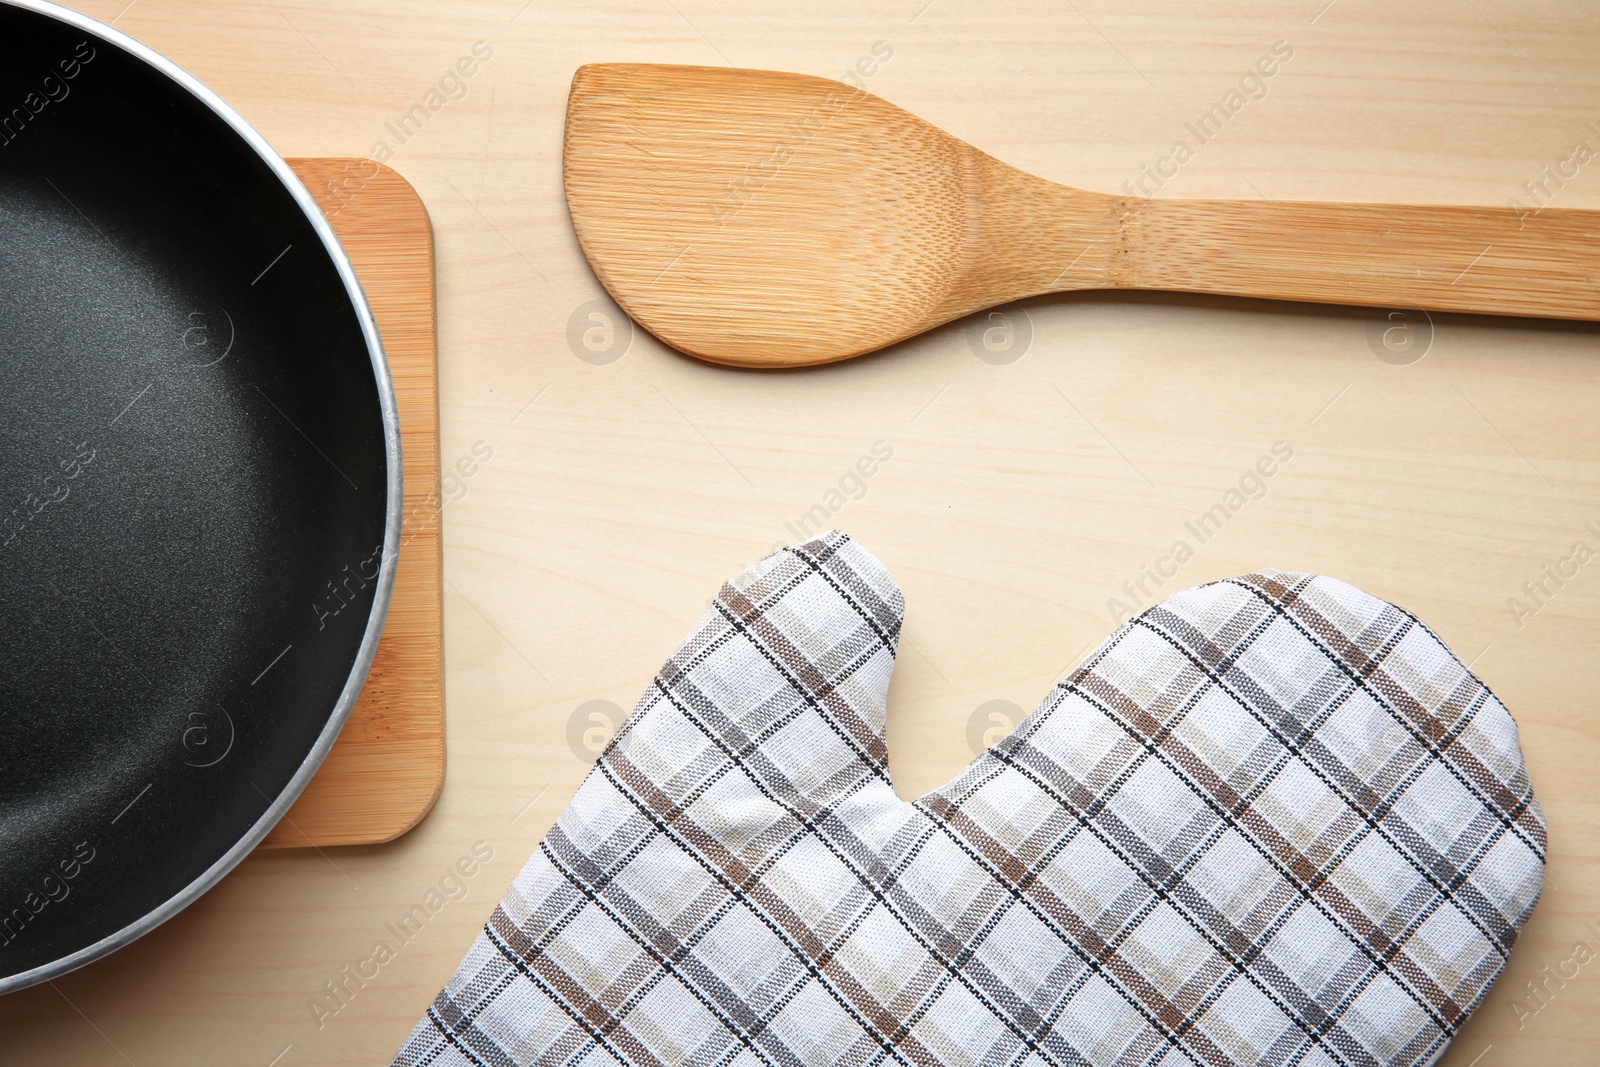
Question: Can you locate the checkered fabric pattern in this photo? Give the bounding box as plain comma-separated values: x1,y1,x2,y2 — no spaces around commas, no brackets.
393,530,1545,1067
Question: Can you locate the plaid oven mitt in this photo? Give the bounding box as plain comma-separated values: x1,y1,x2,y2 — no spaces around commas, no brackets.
393,531,1544,1067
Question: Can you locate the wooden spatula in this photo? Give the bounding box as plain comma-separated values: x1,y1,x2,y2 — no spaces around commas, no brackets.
564,63,1600,368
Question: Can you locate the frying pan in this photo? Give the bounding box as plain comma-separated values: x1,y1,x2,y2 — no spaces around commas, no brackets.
0,1,400,991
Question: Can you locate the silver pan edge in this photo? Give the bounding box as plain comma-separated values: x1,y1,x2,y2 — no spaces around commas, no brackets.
0,0,404,994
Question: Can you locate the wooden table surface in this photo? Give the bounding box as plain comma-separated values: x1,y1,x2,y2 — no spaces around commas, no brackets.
5,1,1597,1064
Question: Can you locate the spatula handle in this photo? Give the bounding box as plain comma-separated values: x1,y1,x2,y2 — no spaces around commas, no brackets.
1124,198,1600,321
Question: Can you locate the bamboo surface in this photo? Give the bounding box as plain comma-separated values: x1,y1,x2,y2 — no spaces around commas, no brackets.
0,3,1595,1066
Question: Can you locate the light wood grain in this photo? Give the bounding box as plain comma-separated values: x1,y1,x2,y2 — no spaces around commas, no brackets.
259,159,444,848
565,63,1600,366
0,4,1595,1066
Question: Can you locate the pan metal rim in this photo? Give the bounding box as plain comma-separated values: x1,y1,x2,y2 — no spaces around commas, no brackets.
0,0,404,994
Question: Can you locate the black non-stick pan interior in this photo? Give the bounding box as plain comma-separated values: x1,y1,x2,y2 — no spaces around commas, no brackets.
0,3,394,987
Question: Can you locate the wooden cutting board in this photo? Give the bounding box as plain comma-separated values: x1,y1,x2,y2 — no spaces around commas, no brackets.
259,159,442,849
